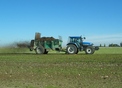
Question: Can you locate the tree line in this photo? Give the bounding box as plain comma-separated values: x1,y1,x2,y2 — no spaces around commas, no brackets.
100,42,122,47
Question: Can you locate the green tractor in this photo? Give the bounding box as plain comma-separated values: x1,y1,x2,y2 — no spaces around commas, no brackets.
66,36,99,54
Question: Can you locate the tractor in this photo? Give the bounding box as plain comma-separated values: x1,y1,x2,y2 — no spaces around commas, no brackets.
66,36,99,54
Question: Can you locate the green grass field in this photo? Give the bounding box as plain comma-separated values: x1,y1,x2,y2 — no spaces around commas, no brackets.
0,47,122,88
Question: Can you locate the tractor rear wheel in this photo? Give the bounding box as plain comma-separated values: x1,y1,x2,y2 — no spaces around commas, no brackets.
85,46,95,54
66,45,77,54
35,45,45,54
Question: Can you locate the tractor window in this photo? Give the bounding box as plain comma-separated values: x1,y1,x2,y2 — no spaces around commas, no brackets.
77,38,81,43
68,37,82,43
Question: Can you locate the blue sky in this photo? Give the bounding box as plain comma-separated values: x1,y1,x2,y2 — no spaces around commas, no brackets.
0,0,122,47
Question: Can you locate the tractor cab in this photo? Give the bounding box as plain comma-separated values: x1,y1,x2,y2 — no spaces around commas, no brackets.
68,36,85,44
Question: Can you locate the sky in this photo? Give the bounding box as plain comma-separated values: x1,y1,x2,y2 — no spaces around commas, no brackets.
0,0,122,47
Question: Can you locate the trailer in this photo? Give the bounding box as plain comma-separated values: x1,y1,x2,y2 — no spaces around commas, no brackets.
29,33,62,54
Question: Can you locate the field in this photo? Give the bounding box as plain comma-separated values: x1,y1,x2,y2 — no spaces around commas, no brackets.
0,47,122,88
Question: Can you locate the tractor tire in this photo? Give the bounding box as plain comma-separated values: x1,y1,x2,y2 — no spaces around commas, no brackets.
35,45,45,54
66,45,78,54
85,46,95,54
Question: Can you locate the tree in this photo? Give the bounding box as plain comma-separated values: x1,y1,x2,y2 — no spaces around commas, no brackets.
120,42,122,47
100,44,102,47
109,43,119,47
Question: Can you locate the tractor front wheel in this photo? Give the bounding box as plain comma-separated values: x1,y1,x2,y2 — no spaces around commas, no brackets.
85,46,95,54
66,45,78,54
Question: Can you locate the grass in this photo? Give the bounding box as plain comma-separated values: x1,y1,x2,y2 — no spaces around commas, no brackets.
0,47,122,88
95,47,122,54
0,47,122,54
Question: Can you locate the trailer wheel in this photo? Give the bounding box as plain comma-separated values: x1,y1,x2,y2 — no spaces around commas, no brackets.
85,46,95,54
66,45,77,54
35,45,45,54
44,49,48,54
